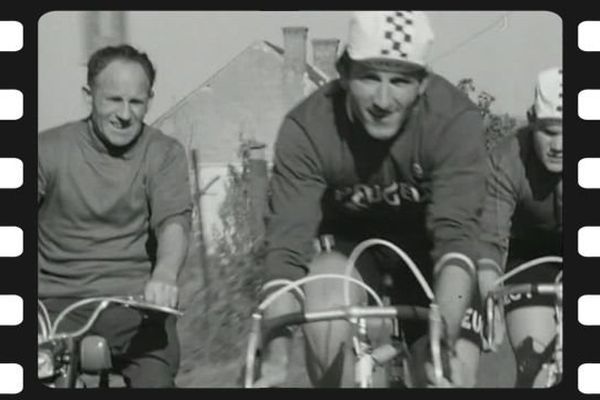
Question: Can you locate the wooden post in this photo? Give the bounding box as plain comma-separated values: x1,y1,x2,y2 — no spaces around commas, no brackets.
246,140,268,247
190,149,210,290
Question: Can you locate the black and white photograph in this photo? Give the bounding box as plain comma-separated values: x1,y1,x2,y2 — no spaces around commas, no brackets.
37,11,562,388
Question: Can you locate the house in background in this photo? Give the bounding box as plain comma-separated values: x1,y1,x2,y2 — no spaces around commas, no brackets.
152,27,340,248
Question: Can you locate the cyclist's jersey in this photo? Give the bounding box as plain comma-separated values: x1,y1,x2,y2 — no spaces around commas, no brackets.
264,75,487,282
478,127,562,273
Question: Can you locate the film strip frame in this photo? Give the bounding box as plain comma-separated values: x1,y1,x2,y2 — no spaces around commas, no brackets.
0,5,599,396
575,19,600,394
0,18,25,395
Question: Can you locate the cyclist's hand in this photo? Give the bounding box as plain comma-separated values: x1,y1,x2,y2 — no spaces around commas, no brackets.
425,353,467,388
483,303,506,352
144,279,178,309
478,268,506,351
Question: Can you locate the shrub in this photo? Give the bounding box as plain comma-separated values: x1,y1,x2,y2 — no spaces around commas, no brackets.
177,139,266,372
457,78,518,151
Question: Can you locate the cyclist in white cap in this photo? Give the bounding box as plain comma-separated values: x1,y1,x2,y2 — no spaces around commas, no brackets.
478,67,562,387
256,11,488,387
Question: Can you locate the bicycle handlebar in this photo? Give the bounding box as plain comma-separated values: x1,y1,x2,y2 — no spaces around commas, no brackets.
39,295,183,342
261,305,430,344
484,282,563,354
489,283,562,300
108,295,184,316
245,303,441,388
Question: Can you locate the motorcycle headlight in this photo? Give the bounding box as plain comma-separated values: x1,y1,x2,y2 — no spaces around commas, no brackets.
38,349,55,379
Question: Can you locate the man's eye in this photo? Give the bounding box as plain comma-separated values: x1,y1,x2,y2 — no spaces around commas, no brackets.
391,78,411,85
543,129,561,137
360,75,380,82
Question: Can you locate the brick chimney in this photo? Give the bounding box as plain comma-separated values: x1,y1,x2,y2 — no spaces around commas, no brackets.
84,11,127,60
282,26,308,76
312,38,340,80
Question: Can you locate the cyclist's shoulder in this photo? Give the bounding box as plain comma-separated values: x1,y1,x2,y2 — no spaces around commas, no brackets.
421,74,480,122
286,81,342,130
38,120,87,146
139,125,187,163
278,81,344,154
38,121,88,169
489,126,531,168
142,125,183,149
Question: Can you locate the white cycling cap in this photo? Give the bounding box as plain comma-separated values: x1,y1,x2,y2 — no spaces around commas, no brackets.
532,67,562,120
346,11,435,69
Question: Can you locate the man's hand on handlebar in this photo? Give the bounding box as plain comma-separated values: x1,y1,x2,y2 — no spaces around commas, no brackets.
425,353,467,388
252,336,291,388
251,291,299,388
478,268,506,351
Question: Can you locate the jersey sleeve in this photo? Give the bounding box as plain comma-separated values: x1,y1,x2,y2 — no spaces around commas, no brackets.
426,109,488,276
477,144,520,273
263,117,327,283
147,140,193,233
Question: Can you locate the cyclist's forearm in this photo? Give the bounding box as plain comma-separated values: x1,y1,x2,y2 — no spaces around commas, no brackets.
153,221,189,282
434,265,474,344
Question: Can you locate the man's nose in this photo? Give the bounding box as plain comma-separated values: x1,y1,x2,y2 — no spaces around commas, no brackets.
373,82,392,110
550,136,563,153
117,103,132,121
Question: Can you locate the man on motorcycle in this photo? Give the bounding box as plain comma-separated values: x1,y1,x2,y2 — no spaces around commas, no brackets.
38,44,193,387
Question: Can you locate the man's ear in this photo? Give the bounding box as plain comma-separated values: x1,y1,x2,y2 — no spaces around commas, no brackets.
147,89,155,109
336,57,350,90
526,106,536,124
82,85,92,105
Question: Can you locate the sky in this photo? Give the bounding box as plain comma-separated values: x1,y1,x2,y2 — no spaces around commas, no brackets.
38,11,562,130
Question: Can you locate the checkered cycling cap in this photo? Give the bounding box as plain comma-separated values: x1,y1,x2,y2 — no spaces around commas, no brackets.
533,67,562,120
346,11,435,69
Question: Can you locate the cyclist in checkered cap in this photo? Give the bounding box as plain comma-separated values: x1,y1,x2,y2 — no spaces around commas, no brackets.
256,11,487,387
478,67,562,387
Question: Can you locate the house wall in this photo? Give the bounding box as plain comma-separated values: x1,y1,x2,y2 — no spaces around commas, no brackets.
154,42,312,165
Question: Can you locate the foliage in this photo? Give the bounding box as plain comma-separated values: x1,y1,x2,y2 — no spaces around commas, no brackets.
177,139,266,375
457,78,518,151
